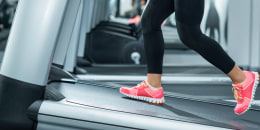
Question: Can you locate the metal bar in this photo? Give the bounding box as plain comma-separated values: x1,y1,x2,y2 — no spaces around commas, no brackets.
77,74,231,85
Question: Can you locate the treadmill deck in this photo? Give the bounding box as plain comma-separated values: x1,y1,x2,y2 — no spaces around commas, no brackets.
41,81,260,130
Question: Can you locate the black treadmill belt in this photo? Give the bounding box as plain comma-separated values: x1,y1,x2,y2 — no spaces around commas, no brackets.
165,97,260,130
163,84,260,100
48,81,260,130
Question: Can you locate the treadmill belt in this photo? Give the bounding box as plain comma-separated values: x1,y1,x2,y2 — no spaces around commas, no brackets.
48,81,260,130
165,97,260,130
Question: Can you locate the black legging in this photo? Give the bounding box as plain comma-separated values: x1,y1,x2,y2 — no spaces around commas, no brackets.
141,0,235,74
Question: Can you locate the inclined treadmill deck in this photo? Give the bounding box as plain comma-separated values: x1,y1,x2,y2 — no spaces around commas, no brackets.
38,81,260,130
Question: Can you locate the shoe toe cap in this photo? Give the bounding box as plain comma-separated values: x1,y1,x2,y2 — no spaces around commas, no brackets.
234,103,249,114
120,87,135,95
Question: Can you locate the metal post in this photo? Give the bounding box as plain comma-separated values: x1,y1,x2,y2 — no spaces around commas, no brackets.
64,0,84,72
52,0,81,68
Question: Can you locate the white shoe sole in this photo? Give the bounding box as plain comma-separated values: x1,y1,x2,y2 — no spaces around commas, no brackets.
120,90,165,104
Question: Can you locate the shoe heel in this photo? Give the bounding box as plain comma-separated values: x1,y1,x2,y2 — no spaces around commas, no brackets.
257,72,259,81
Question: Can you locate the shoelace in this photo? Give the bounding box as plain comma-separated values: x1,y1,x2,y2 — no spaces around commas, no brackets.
135,81,146,88
232,86,243,101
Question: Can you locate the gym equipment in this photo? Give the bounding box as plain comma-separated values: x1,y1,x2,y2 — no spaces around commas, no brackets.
85,21,145,64
1,0,260,130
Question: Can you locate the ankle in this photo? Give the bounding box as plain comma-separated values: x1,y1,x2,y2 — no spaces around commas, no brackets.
147,73,162,88
146,81,162,89
227,66,246,84
233,79,246,85
232,73,246,85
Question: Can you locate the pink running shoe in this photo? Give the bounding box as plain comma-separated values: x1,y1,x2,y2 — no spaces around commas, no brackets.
232,71,259,115
120,81,165,104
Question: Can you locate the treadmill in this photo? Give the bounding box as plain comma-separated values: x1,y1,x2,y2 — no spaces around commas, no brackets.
1,0,260,130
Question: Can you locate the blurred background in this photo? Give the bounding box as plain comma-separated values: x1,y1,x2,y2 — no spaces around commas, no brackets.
0,0,259,71
0,0,17,57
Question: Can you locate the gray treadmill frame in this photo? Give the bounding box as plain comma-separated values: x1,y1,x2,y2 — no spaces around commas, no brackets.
64,1,84,72
0,0,68,85
64,0,110,72
77,0,95,57
52,0,81,67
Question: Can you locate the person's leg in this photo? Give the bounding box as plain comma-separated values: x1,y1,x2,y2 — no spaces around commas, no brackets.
175,0,259,114
120,0,175,104
174,0,244,82
141,0,175,88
